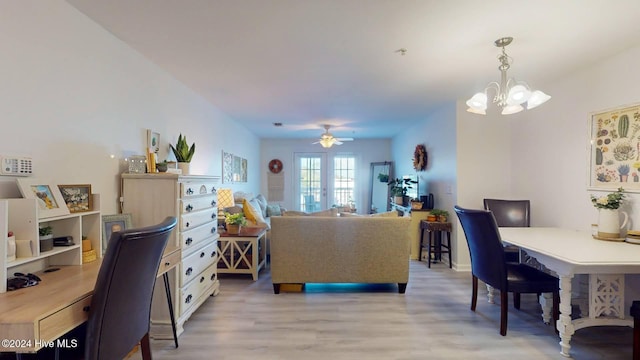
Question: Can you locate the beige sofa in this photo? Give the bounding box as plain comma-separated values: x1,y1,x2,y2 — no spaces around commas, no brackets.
270,216,412,294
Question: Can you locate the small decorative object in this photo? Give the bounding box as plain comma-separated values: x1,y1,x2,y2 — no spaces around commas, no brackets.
626,230,640,244
430,209,449,222
156,161,168,173
39,225,53,252
102,214,133,255
16,178,70,219
146,129,160,154
377,172,389,183
591,187,628,240
127,155,147,173
268,159,283,174
81,236,97,263
58,184,92,213
7,231,16,262
410,198,423,210
426,214,437,222
170,133,196,175
225,212,247,235
413,144,427,171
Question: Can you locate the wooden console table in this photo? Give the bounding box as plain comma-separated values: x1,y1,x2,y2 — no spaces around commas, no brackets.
218,227,268,280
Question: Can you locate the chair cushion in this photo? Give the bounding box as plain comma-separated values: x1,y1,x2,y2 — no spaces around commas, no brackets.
631,301,640,318
506,263,558,294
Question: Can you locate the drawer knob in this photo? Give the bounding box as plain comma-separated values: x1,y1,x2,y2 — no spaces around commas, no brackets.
200,252,205,258
200,276,205,283
165,261,171,267
211,250,216,258
83,306,91,312
186,267,193,276
211,227,216,234
210,274,215,281
187,188,194,195
185,204,193,212
212,187,217,194
185,221,190,228
211,213,216,219
186,237,193,245
185,294,192,304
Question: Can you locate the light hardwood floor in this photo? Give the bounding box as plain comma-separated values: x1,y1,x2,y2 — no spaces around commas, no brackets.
144,261,632,360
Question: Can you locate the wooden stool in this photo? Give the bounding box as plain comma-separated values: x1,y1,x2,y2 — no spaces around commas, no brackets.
632,301,640,360
419,220,452,268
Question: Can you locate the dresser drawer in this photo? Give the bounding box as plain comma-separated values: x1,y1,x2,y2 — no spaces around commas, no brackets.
158,248,181,276
39,295,92,342
180,208,217,231
180,241,218,286
181,224,218,255
180,195,217,214
181,182,217,198
179,264,218,316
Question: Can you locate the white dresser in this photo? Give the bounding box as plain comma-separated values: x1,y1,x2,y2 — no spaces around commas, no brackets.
121,173,220,339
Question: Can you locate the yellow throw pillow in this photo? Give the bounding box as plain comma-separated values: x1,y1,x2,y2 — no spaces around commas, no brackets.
243,198,267,226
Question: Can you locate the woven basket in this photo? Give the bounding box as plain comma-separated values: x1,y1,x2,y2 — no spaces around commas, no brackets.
82,249,97,263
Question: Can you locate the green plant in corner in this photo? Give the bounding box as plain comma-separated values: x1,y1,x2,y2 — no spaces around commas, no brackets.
170,133,196,163
430,209,449,217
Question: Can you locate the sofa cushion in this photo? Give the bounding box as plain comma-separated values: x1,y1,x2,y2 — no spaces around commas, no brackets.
266,204,283,217
254,194,268,218
283,208,338,217
340,211,398,217
243,198,268,227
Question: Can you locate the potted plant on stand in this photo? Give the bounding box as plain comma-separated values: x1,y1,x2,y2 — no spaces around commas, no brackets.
170,133,195,175
430,209,450,222
225,212,247,235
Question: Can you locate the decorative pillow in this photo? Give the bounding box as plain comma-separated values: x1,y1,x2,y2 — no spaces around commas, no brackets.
243,198,268,227
254,194,268,218
266,204,282,217
233,191,253,204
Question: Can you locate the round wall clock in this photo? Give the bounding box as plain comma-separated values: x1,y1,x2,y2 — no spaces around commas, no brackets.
268,159,283,174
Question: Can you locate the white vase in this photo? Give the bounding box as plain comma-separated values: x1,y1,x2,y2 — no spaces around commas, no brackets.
178,162,190,175
597,208,628,239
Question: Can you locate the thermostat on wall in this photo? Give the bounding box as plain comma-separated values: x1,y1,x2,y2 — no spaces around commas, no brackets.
1,156,33,176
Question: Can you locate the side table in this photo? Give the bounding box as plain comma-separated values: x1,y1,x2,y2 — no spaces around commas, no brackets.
218,227,268,280
419,220,452,268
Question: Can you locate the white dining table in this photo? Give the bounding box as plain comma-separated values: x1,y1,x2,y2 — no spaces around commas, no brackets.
499,227,640,358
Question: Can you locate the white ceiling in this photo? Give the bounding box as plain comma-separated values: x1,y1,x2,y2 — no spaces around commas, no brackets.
66,0,640,140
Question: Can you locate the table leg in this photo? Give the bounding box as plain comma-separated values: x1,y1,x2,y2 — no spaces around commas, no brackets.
163,272,179,348
539,292,553,324
252,238,258,281
557,274,575,357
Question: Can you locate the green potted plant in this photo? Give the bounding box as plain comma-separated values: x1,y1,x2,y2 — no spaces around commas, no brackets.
39,225,54,252
430,209,450,222
388,178,417,205
224,212,247,235
156,160,168,173
170,133,195,174
377,172,389,183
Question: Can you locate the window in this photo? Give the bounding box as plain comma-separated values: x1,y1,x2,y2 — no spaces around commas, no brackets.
333,156,355,207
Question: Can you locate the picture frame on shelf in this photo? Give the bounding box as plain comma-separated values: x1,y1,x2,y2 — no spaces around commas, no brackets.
588,102,640,192
147,129,160,154
16,178,70,219
102,213,133,255
58,184,92,213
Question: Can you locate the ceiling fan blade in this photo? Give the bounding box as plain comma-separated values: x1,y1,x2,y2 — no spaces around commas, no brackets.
311,140,320,144
335,137,354,141
334,140,343,145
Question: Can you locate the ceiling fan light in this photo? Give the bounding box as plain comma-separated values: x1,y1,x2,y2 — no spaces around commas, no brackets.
466,107,486,115
466,92,488,109
506,84,531,105
527,90,551,109
319,137,335,148
501,104,524,115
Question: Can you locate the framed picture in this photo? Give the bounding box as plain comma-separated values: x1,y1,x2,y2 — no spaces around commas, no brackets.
147,129,160,154
588,102,640,192
102,214,133,254
16,178,70,218
58,184,92,213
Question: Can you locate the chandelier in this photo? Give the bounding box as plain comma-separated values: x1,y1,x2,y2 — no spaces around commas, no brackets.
466,37,551,115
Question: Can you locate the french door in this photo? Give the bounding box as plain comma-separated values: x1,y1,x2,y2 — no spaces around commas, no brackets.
294,153,327,211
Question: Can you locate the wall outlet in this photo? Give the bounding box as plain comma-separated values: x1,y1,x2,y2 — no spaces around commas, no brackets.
446,184,453,194
1,156,33,176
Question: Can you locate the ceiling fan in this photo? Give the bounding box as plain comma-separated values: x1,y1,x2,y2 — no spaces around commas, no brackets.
312,125,354,148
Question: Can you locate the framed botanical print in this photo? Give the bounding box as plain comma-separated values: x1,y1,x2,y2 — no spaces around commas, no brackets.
588,103,640,191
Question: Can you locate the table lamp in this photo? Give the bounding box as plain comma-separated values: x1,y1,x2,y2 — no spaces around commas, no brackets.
217,188,234,227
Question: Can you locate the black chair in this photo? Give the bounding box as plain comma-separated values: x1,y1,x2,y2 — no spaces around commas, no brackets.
632,301,640,360
85,217,177,360
454,206,559,336
483,199,530,263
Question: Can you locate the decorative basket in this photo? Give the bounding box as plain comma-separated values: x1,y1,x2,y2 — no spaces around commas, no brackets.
410,202,423,210
82,249,97,263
